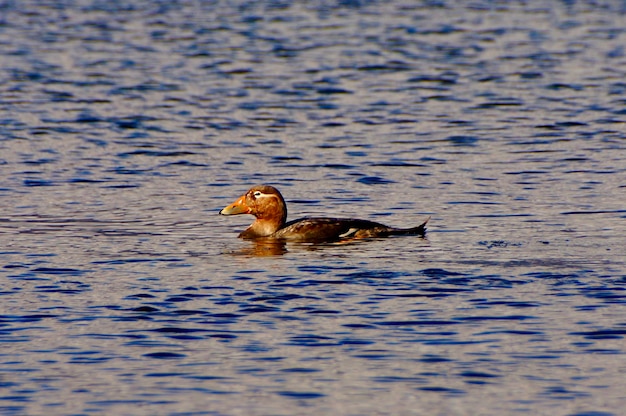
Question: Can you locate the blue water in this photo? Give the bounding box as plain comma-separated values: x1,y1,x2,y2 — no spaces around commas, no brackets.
1,1,625,415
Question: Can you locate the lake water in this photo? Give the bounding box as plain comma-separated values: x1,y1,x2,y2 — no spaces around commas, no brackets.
1,1,625,415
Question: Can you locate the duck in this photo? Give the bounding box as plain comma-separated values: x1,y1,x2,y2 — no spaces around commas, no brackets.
219,185,429,242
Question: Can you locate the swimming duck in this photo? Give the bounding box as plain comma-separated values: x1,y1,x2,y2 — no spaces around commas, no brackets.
219,185,429,242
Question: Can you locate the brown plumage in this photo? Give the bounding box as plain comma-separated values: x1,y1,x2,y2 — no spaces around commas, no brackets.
219,185,429,242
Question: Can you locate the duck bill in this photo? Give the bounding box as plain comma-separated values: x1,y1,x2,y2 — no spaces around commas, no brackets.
219,195,250,215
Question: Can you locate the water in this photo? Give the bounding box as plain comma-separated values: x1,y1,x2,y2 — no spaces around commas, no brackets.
1,1,625,415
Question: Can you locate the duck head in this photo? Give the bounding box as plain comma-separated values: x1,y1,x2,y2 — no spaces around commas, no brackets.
220,185,288,238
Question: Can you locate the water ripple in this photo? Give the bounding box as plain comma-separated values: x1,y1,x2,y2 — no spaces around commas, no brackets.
1,1,624,415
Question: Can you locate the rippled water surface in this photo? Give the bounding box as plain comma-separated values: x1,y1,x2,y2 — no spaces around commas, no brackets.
1,1,625,415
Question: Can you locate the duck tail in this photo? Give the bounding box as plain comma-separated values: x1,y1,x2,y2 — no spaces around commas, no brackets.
389,216,430,236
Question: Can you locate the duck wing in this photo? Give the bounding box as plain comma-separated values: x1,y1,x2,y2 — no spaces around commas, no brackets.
271,217,428,242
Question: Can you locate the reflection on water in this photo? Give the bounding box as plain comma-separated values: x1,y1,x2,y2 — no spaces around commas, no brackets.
1,1,625,415
230,238,290,257
226,234,430,257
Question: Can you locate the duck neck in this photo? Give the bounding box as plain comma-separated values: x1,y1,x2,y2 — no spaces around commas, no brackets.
240,216,285,238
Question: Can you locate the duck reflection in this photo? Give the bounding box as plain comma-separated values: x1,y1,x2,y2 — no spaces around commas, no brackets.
228,235,423,257
244,238,289,256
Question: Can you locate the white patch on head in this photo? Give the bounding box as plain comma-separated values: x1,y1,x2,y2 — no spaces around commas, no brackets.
253,191,276,199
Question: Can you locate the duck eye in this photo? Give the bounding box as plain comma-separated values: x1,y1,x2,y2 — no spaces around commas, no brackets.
253,191,262,197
